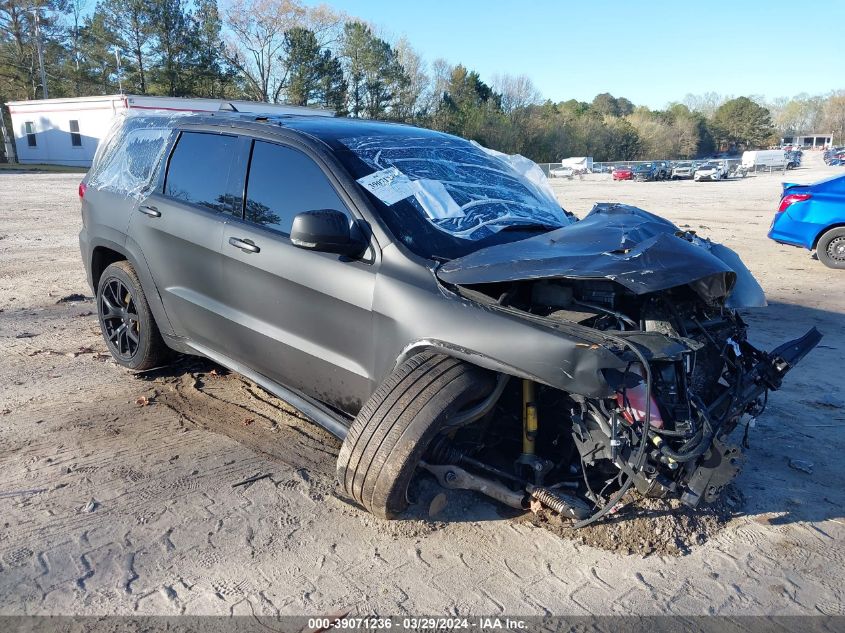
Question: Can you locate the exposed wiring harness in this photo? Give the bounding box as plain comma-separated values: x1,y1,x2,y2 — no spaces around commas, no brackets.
571,331,653,529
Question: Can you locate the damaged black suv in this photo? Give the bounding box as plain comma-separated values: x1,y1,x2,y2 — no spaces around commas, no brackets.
79,112,820,526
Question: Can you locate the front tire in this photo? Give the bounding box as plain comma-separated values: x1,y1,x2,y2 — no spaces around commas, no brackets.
97,261,169,370
336,353,495,518
817,227,845,269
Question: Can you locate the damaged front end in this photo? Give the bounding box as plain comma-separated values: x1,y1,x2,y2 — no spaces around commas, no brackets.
429,204,821,525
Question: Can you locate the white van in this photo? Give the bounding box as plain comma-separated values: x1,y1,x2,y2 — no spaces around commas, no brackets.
742,150,787,170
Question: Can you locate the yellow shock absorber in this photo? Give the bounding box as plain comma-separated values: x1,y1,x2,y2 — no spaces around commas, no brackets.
522,379,538,455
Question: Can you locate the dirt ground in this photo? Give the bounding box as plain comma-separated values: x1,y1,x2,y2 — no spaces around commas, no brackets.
1,152,844,617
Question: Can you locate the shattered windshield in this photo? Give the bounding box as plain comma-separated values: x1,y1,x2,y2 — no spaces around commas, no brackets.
335,133,571,260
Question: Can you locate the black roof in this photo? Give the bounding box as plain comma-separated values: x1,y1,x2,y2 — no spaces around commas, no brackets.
281,115,452,151
140,110,456,152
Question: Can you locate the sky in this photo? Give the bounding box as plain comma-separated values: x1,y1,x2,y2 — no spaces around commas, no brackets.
303,0,844,109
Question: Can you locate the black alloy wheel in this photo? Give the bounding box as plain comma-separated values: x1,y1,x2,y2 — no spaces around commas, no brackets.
100,277,141,360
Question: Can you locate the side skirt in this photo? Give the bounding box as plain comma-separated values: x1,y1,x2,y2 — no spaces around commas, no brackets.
185,341,351,440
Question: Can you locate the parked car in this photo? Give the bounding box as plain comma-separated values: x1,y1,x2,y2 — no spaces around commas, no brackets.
768,173,845,269
79,112,820,524
671,162,694,179
633,162,668,181
694,162,724,181
549,166,575,178
612,165,633,181
824,148,845,166
823,147,843,164
786,150,802,169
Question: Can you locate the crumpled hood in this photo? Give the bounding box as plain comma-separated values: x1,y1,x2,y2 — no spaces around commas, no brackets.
437,203,766,307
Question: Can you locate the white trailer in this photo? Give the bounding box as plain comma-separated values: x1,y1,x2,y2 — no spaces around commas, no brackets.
4,94,333,167
560,156,593,172
741,150,787,171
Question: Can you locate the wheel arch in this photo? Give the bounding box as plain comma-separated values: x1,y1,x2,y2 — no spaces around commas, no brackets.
393,339,544,385
813,223,845,249
88,237,175,338
91,245,128,290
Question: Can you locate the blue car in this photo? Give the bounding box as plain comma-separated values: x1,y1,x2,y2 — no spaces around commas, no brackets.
768,173,845,269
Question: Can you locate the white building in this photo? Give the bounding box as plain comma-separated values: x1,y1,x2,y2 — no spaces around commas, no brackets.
780,133,834,149
4,94,333,167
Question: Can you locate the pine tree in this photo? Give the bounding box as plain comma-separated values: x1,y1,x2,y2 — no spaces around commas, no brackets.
99,0,153,94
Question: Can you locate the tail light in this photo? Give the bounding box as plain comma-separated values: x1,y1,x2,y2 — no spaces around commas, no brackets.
778,193,810,212
78,182,87,199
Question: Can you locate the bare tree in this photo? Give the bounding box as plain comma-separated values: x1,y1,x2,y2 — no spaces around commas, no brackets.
306,2,347,47
393,36,428,120
823,91,845,145
223,0,306,102
492,73,540,113
682,91,725,118
422,57,452,113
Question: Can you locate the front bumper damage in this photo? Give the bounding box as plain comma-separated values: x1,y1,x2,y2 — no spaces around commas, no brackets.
426,204,821,526
609,326,821,509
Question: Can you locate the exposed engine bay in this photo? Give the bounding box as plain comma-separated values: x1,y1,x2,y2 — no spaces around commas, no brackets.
425,204,821,526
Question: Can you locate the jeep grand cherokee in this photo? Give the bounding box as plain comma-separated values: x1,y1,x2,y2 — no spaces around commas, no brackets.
79,112,820,525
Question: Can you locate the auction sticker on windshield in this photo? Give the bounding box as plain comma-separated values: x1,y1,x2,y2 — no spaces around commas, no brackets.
357,167,414,205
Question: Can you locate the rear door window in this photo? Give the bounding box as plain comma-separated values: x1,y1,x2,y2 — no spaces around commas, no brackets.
165,131,238,213
243,141,349,236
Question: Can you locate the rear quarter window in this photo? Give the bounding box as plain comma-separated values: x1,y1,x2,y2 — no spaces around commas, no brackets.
87,118,173,198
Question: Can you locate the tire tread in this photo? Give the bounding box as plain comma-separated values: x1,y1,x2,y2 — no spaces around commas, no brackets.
337,352,494,518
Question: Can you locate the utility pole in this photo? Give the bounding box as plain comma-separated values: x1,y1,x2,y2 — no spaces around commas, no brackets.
114,49,124,94
33,7,49,99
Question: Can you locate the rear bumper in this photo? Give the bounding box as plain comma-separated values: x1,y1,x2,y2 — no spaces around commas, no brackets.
767,212,818,250
79,228,94,291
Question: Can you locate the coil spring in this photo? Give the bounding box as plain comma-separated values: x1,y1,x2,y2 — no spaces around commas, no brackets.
425,435,463,465
531,487,588,520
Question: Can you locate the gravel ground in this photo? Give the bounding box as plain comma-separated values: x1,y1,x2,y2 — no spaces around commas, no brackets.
0,153,843,617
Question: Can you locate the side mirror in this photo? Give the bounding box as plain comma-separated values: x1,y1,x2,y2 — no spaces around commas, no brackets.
290,209,366,256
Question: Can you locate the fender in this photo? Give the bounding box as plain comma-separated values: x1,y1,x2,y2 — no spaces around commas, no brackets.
393,334,626,399
86,234,176,339
395,339,548,385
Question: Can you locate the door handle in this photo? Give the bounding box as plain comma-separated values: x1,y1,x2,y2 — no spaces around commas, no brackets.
228,237,260,253
139,205,161,218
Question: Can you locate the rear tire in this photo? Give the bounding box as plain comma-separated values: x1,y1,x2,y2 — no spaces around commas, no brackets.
97,261,169,370
817,227,845,269
336,353,495,518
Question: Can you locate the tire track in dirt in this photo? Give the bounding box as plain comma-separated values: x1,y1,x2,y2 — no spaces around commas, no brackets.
146,360,341,482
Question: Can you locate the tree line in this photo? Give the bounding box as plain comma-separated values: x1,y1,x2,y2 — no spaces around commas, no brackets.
2,0,843,162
